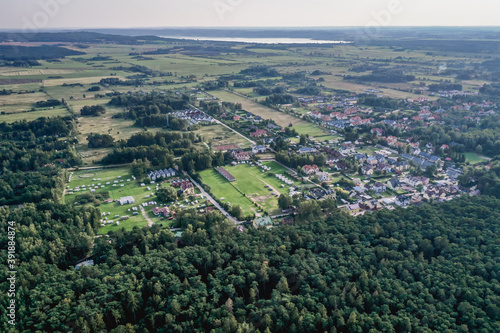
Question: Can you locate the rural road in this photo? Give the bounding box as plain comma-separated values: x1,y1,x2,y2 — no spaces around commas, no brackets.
183,171,240,224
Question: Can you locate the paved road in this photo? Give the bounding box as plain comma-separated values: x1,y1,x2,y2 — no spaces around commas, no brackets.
183,171,239,224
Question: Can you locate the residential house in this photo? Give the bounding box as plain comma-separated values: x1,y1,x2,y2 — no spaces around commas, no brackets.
252,145,267,154
373,182,386,193
395,195,411,207
152,206,170,216
355,154,367,163
250,129,267,137
317,172,329,182
233,151,251,161
309,188,336,200
253,216,273,228
366,156,378,166
303,165,319,175
343,203,361,214
180,182,195,196
298,147,317,154
386,178,401,190
361,165,374,176
360,200,381,211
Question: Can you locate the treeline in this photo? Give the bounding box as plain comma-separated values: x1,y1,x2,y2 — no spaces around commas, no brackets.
99,77,144,87
0,59,41,67
358,95,402,110
108,92,189,120
4,195,499,332
346,69,415,83
80,105,106,116
110,65,173,77
428,83,463,92
87,133,115,148
34,99,62,108
0,45,84,61
294,85,321,95
276,151,327,168
262,93,295,106
240,66,280,77
101,131,201,166
480,83,500,96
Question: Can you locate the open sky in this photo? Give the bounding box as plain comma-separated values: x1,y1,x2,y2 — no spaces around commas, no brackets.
0,0,499,30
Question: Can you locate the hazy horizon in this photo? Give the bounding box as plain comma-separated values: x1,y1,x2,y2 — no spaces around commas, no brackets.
1,0,500,31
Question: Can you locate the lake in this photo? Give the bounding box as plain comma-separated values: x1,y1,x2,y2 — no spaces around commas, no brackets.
160,36,351,44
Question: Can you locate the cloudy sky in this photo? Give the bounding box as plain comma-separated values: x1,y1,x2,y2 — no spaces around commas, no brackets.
0,0,499,30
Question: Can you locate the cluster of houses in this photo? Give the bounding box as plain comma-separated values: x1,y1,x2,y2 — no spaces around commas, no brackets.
170,109,215,125
148,168,177,181
308,187,336,200
341,182,470,216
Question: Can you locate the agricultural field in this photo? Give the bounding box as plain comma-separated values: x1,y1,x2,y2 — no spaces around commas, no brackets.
211,90,301,126
199,161,298,216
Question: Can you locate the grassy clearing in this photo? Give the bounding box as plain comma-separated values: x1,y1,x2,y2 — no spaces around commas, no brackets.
464,152,489,165
0,107,70,122
195,124,252,149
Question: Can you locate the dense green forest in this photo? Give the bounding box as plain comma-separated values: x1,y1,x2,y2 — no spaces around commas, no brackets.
0,196,498,332
0,45,84,61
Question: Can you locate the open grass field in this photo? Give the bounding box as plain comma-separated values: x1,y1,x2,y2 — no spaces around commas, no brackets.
0,107,71,122
199,161,297,216
195,124,253,149
210,90,332,137
464,152,490,165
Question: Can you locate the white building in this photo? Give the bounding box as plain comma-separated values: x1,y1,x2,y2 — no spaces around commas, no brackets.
118,196,135,205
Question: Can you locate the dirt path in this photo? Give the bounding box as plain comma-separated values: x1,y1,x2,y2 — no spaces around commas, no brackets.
139,205,154,227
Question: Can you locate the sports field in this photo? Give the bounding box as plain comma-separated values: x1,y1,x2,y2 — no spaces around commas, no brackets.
199,161,297,216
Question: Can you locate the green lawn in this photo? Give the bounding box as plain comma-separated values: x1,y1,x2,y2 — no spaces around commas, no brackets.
464,152,488,165
199,161,297,216
199,168,255,215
